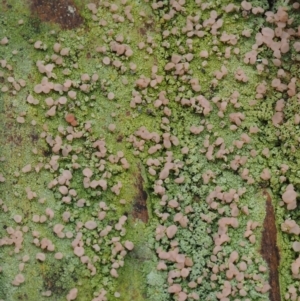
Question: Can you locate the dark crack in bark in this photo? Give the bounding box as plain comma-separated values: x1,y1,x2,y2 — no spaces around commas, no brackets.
261,189,281,301
132,166,149,223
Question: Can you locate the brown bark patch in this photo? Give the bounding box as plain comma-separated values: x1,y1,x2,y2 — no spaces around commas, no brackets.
30,0,83,30
132,167,149,223
138,18,155,36
261,189,281,301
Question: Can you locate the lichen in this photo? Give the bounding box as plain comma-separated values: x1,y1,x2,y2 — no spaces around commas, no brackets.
2,0,300,300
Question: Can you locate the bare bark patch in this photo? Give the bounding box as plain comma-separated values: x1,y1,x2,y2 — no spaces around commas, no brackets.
30,0,83,30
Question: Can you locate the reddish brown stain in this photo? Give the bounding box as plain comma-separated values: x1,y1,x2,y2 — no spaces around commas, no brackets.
132,167,149,223
261,190,281,301
30,0,83,30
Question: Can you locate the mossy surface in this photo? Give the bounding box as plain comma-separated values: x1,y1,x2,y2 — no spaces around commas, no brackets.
1,0,300,300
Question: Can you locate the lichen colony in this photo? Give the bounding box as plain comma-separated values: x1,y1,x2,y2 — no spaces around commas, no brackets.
1,0,300,300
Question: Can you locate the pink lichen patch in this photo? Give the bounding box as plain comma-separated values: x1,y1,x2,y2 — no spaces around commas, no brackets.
272,112,284,126
294,42,300,52
36,252,46,261
65,113,78,127
282,185,297,210
16,116,25,123
293,242,300,252
22,164,32,173
103,57,111,65
12,274,25,286
85,220,97,230
45,208,54,219
67,288,78,301
124,240,134,250
68,90,77,99
166,225,178,239
74,246,85,257
108,124,116,132
53,224,64,234
0,37,9,45
82,168,93,178
235,68,248,82
107,92,115,100
13,215,22,223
